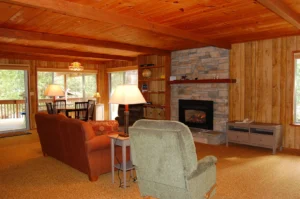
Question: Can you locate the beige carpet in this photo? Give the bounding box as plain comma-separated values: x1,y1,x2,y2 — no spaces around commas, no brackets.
1,131,300,199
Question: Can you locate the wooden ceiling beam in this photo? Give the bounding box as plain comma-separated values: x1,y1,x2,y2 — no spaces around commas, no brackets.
0,43,136,61
0,28,168,55
4,0,231,49
0,51,104,64
257,0,300,29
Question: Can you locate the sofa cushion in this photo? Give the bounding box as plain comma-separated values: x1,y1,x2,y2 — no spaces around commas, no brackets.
88,120,119,135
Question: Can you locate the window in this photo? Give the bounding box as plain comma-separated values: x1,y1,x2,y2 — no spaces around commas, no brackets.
294,53,300,123
37,71,97,111
109,70,138,119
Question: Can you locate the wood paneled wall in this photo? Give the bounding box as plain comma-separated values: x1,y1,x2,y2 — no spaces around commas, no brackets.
229,36,300,149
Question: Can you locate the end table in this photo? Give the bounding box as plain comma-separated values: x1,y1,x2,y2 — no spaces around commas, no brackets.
108,134,134,189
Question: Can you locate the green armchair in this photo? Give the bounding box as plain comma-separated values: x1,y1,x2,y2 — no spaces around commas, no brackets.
129,119,217,199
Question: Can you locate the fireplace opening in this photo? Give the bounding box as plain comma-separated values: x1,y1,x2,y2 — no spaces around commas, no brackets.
179,99,213,130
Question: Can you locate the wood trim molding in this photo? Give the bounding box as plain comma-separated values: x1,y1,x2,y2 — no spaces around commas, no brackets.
106,65,138,73
257,0,300,29
5,0,231,49
293,51,300,59
0,64,30,70
37,68,98,73
0,28,169,55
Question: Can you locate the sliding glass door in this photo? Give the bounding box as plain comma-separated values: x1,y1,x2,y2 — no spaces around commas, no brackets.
0,69,29,133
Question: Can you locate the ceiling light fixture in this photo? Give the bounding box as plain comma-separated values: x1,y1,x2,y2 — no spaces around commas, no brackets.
69,61,84,71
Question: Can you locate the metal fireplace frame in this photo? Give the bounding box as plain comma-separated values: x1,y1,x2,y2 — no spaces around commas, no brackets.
178,99,213,130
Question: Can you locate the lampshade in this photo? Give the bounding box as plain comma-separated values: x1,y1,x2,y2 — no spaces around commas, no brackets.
93,92,101,98
109,85,146,105
69,61,84,71
44,84,64,97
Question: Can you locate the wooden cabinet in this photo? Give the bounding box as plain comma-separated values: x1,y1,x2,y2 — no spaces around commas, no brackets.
226,122,283,154
138,54,170,120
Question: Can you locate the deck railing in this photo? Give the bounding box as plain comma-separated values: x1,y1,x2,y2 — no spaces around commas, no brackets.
0,98,88,119
0,100,26,119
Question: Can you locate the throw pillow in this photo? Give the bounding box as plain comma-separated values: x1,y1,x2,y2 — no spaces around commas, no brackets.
88,120,119,136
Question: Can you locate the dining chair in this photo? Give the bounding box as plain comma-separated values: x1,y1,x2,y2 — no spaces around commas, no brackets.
87,100,96,121
54,99,66,114
75,101,88,121
45,102,54,114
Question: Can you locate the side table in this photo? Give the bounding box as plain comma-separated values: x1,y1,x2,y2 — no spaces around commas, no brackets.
108,134,134,189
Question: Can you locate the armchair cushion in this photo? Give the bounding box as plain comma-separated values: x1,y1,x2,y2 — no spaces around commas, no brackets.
88,120,119,136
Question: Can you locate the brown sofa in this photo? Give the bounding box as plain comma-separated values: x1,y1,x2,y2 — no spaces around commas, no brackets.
35,112,129,181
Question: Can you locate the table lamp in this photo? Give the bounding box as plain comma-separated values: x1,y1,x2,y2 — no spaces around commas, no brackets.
109,84,146,137
44,84,65,102
93,92,101,104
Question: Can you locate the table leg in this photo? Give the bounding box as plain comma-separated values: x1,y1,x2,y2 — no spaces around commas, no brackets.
122,142,126,189
111,138,114,183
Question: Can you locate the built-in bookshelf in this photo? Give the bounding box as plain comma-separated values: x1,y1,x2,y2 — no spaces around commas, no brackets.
138,54,170,120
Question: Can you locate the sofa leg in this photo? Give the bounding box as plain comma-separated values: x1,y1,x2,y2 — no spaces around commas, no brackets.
88,175,98,182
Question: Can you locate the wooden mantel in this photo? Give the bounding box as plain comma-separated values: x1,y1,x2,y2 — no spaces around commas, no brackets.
168,79,236,84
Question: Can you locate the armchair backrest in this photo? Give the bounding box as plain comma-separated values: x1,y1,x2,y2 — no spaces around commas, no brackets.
129,119,197,189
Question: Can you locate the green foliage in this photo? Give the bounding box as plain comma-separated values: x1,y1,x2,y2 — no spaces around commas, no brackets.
0,70,25,100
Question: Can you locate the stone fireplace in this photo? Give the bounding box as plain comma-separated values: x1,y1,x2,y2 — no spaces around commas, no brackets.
179,99,213,130
171,46,230,132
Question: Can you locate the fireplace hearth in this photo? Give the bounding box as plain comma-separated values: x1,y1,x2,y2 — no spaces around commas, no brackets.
179,99,213,130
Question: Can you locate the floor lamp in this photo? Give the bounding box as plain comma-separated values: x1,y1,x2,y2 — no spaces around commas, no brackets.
44,84,64,103
109,85,146,137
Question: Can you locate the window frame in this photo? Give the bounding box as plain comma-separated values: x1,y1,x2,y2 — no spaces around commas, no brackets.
107,68,138,120
37,69,97,111
293,52,300,124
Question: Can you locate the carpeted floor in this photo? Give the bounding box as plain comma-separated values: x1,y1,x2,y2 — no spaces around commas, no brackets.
1,130,300,199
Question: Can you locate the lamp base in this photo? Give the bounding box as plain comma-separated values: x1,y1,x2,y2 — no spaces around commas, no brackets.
118,132,129,137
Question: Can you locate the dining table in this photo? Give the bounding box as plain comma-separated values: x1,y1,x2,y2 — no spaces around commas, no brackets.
57,108,87,118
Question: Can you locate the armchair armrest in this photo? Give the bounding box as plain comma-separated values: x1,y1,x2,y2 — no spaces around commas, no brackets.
187,155,217,180
186,156,217,199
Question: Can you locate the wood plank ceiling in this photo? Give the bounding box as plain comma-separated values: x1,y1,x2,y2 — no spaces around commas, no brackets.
0,0,299,63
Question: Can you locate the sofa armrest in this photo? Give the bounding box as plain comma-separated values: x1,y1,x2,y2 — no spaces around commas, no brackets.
86,135,111,153
187,155,217,180
88,120,119,136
